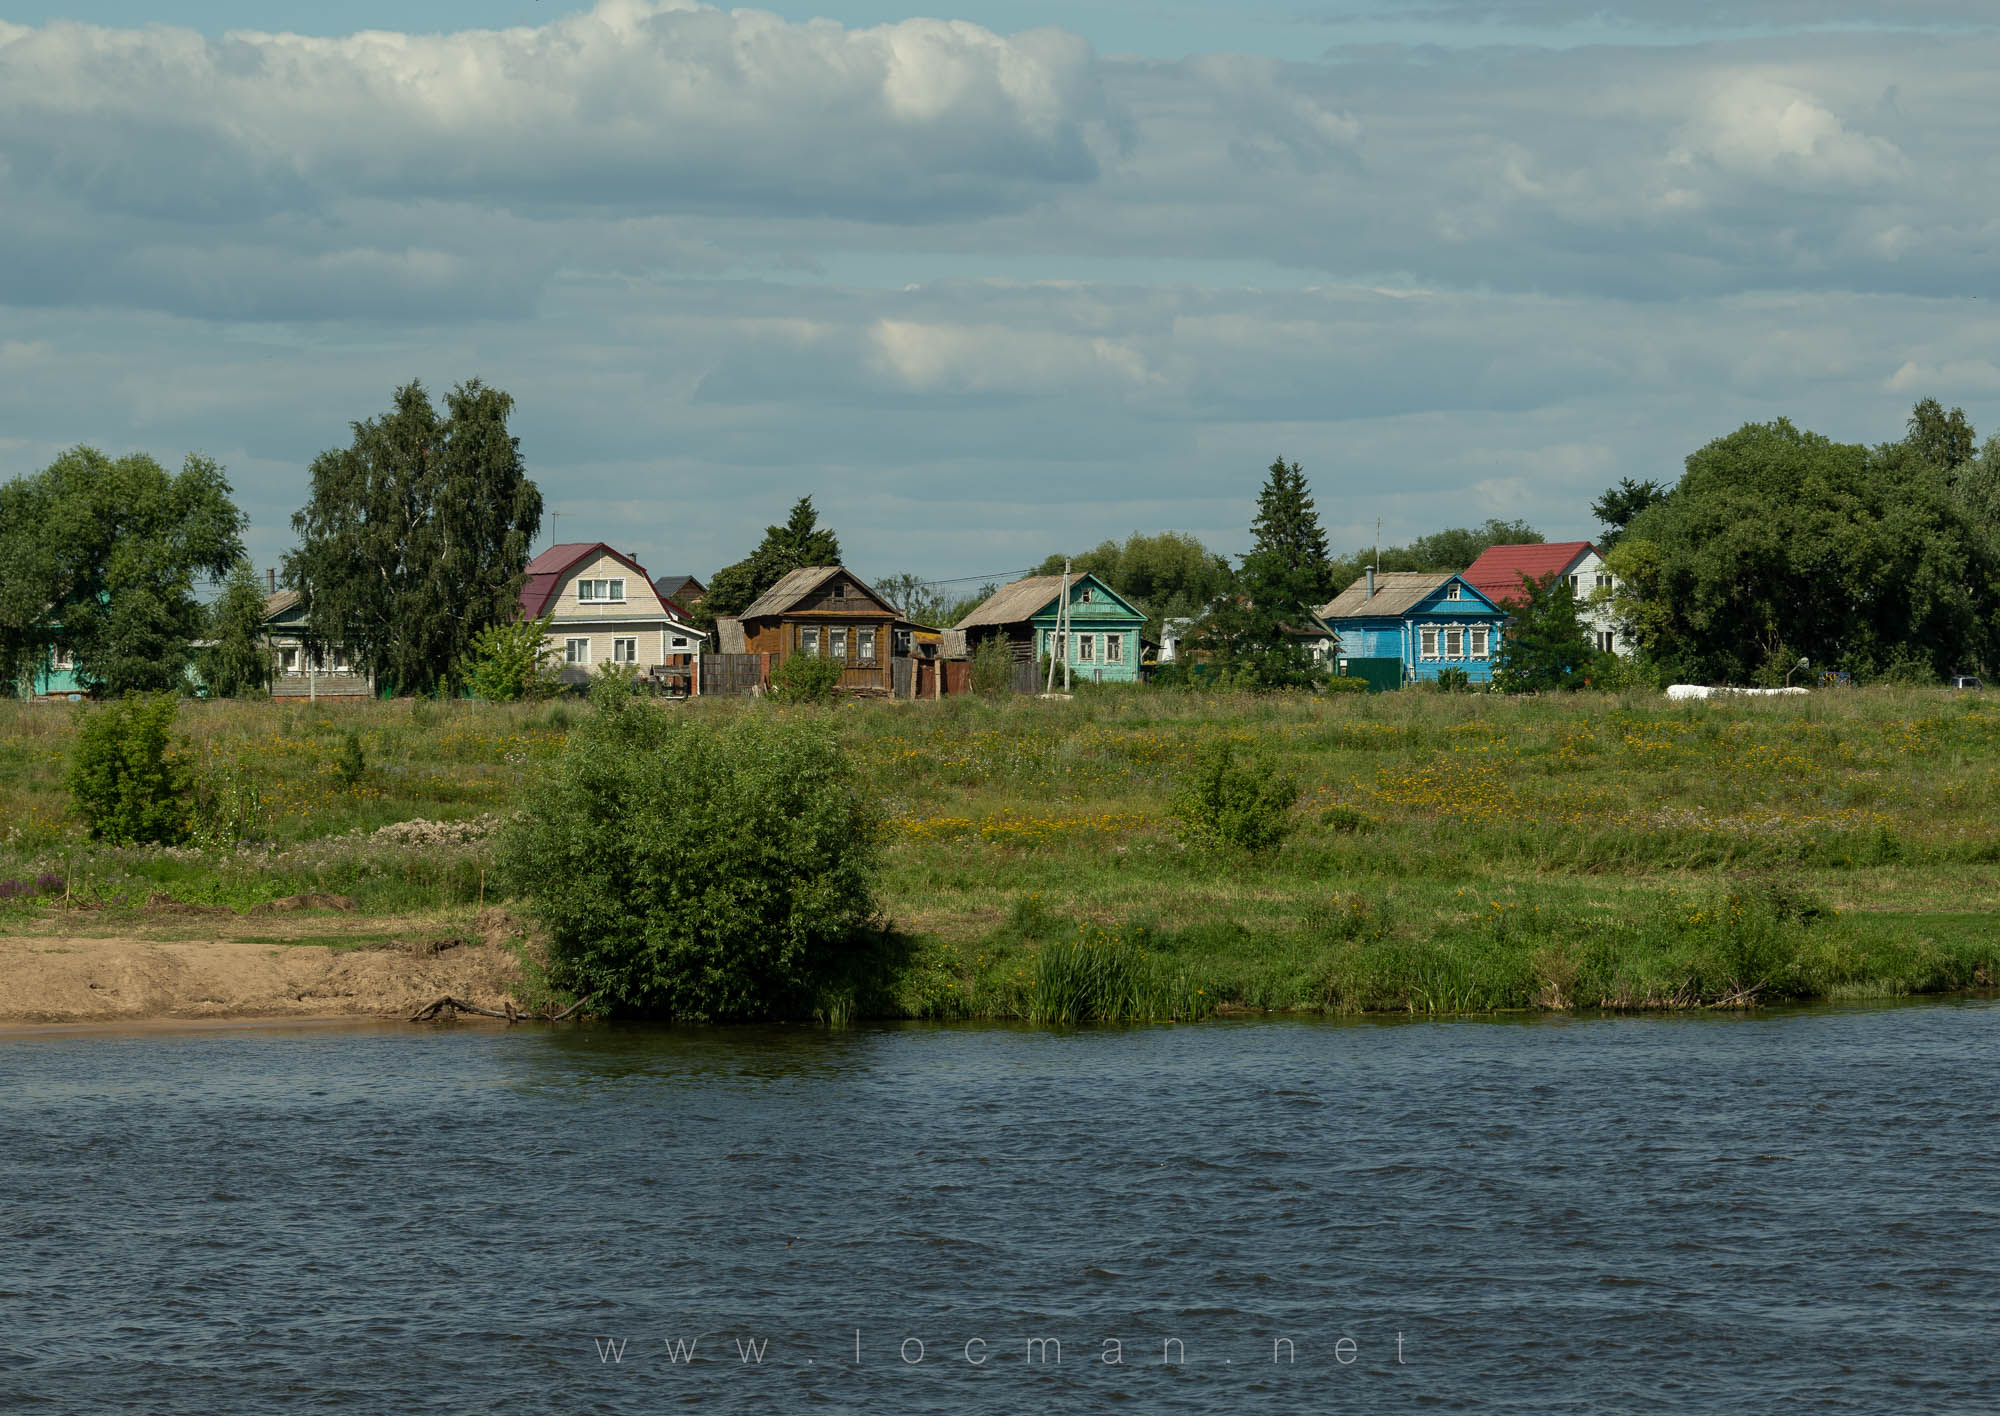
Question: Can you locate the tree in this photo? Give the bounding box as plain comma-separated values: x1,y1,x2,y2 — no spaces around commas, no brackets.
199,561,273,699
696,497,841,631
286,380,542,697
1244,457,1333,609
1590,479,1672,550
0,447,246,695
1609,418,2000,682
1031,531,1234,640
458,611,561,701
1492,572,1592,692
1906,396,1976,471
1326,518,1543,592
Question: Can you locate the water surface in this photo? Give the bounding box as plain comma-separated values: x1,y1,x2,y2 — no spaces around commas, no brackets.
3,1003,1997,1412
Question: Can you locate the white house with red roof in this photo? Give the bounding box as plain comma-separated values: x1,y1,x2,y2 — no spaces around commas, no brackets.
1461,541,1627,657
521,542,708,688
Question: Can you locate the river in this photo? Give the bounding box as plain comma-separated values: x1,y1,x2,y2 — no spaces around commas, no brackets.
3,1002,1997,1412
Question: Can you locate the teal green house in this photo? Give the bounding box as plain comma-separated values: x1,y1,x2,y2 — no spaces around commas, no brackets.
19,647,87,701
955,572,1148,684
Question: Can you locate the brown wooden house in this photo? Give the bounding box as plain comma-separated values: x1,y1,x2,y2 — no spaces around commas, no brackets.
734,566,904,693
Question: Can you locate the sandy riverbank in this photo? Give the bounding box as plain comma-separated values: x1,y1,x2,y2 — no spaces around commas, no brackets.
0,909,526,1024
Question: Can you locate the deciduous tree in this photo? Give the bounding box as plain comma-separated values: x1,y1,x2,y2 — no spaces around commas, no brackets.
286,380,541,696
199,561,274,699
0,447,245,695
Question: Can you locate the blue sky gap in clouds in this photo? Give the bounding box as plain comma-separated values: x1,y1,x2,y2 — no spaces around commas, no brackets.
3,0,1996,582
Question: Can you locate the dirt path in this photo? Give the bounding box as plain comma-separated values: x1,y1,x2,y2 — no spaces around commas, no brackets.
0,909,528,1024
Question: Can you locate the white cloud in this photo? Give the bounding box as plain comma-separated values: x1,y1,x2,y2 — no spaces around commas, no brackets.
1671,76,1908,189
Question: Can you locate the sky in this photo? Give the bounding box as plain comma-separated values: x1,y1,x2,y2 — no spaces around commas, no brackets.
4,1,1998,591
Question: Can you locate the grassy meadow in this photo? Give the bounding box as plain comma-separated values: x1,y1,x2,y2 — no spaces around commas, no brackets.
2,685,1997,1018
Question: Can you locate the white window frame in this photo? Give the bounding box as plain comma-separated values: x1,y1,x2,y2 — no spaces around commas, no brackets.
565,638,591,665
577,578,627,604
1444,628,1463,659
1420,626,1440,660
1597,630,1615,653
1079,586,1094,604
1445,583,1462,600
1471,626,1490,659
800,627,820,657
280,647,299,674
51,647,75,671
1049,631,1066,660
612,637,638,664
1595,573,1611,590
670,635,688,650
857,628,876,661
1105,633,1123,663
829,627,848,659
1078,634,1095,662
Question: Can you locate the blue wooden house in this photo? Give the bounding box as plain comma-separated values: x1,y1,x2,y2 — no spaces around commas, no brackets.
1318,570,1507,686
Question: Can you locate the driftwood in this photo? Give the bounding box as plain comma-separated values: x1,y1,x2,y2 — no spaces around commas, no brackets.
409,994,594,1024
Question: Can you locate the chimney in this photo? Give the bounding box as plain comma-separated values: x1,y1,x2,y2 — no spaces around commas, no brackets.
267,567,276,594
1365,566,1375,601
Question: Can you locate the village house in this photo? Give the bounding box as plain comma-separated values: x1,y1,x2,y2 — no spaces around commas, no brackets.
1319,569,1508,687
954,572,1148,684
1462,541,1628,657
521,542,707,690
262,589,375,698
651,574,707,617
722,565,906,694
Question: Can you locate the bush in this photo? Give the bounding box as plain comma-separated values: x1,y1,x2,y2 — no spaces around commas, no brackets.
1321,674,1370,694
66,693,193,844
499,704,880,1018
1434,667,1470,693
459,612,560,701
334,729,367,788
1168,740,1299,852
769,651,844,704
970,636,1014,696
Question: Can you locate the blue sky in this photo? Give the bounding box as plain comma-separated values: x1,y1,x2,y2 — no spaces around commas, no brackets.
5,1,1998,588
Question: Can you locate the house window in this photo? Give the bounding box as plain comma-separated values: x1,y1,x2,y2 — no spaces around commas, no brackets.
1420,627,1439,659
671,636,688,649
577,578,626,603
1444,628,1463,658
1079,586,1094,604
1105,634,1123,663
1446,584,1461,600
51,647,75,671
565,638,590,664
612,638,637,664
1048,631,1065,660
1471,627,1490,658
800,627,820,657
1078,635,1095,662
834,583,848,600
1595,573,1611,590
1568,574,1580,593
1597,631,1616,653
857,628,876,661
280,647,299,674
893,628,912,656
829,628,849,659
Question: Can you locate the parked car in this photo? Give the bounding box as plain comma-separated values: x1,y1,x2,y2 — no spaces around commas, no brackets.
1950,675,1983,691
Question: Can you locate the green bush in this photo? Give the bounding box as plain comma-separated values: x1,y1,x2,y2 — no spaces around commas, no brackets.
499,703,880,1018
459,612,560,701
66,693,193,844
769,651,844,704
1168,739,1299,851
1321,674,1370,694
1433,666,1470,693
970,636,1014,696
334,728,367,788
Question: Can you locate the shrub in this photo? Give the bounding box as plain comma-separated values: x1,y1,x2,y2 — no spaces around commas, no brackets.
459,612,561,701
970,636,1014,696
1434,666,1470,693
1321,674,1370,694
66,693,193,844
334,729,367,788
769,651,844,704
499,704,880,1018
1168,740,1299,851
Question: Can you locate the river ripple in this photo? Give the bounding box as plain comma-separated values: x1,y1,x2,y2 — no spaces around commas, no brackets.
2,1002,1997,1412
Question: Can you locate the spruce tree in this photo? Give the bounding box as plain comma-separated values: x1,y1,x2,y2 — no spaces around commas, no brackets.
1243,457,1332,609
695,497,842,630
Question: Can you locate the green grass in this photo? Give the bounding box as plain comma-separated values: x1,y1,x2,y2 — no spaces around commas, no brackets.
2,685,1998,1016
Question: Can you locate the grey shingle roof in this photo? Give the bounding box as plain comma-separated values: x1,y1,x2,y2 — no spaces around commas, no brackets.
1319,572,1456,620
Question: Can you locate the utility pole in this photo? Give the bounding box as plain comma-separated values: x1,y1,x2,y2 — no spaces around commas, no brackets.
1046,557,1072,694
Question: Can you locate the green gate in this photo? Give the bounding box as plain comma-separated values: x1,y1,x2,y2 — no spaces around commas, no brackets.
1335,656,1403,692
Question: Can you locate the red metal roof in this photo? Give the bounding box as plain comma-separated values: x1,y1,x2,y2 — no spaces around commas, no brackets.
1461,541,1597,607
520,542,670,619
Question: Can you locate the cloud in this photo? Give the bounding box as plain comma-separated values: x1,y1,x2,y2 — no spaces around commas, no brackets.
1884,359,2000,394
1670,76,1907,189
